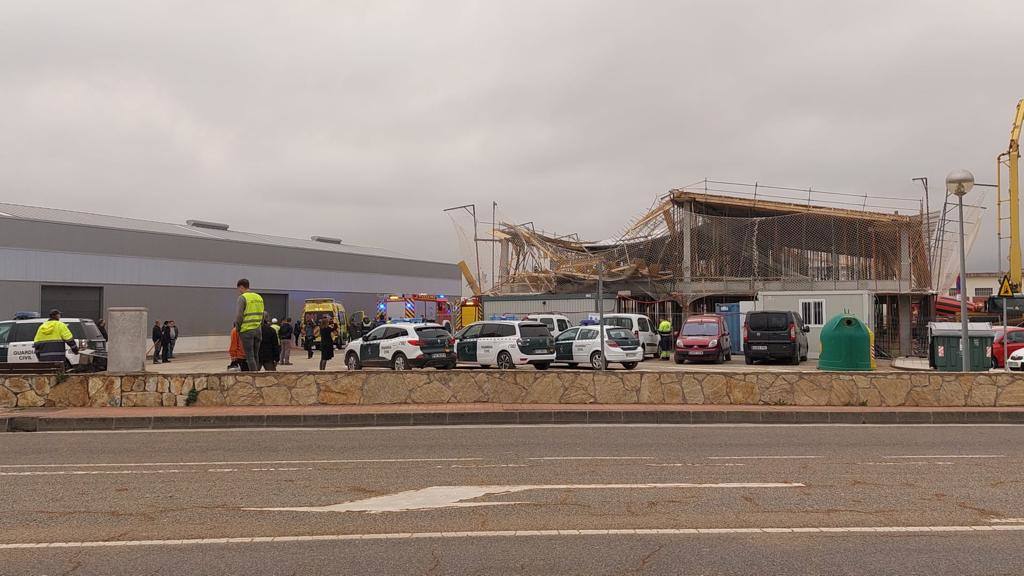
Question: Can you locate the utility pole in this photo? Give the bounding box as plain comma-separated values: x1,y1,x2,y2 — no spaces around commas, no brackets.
597,262,606,371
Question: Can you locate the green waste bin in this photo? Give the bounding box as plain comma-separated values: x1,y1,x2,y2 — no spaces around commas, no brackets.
818,313,875,371
928,322,995,372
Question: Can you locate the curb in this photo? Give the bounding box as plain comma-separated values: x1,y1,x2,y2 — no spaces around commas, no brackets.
5,409,1024,432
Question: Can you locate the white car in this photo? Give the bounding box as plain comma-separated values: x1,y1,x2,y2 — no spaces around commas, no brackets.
524,314,574,338
343,323,456,370
1008,348,1024,371
553,326,643,370
600,314,660,358
0,317,107,370
454,320,556,370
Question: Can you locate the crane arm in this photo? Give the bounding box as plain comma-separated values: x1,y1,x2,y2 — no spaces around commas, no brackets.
1008,99,1024,288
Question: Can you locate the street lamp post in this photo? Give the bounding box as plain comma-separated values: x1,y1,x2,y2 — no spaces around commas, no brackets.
946,169,975,372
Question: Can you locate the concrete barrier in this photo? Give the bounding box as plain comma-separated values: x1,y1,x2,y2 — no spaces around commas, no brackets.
3,370,1024,409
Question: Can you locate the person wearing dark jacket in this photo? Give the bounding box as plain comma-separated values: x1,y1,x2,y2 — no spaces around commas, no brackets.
160,321,172,363
278,318,294,365
168,321,179,358
152,320,163,364
258,319,281,371
304,318,316,359
318,317,336,371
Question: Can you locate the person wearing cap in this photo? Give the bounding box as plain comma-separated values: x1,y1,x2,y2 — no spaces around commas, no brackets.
33,309,79,364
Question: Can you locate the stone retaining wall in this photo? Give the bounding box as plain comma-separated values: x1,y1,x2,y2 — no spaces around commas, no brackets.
2,371,1024,409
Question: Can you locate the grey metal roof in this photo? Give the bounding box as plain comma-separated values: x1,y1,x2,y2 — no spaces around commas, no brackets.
0,201,417,260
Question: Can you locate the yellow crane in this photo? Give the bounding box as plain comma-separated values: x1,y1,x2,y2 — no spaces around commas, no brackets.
998,99,1024,290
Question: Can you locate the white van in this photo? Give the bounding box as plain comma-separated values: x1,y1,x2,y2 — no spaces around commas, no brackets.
524,314,573,338
600,314,659,358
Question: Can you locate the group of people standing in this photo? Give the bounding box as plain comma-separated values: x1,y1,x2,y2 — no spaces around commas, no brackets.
151,319,179,364
229,279,340,372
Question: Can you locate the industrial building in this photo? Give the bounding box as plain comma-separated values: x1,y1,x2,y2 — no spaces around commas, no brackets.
0,202,461,352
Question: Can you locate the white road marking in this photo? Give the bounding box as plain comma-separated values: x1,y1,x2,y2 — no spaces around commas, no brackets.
884,455,1005,459
4,524,1023,549
859,462,954,466
0,458,483,470
249,482,804,513
645,463,746,468
527,457,655,461
447,464,529,469
707,456,822,460
988,518,1024,523
0,470,184,477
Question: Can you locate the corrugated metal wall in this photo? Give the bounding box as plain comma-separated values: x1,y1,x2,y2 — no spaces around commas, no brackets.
481,296,618,325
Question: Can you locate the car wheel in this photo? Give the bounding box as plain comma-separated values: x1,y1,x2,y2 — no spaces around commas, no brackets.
674,354,686,365
622,362,638,370
391,352,410,371
438,362,455,370
744,355,754,365
791,350,801,365
534,362,550,371
345,353,362,371
590,351,606,370
497,351,515,370
726,351,732,361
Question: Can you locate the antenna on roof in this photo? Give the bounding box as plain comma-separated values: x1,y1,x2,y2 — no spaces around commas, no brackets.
311,236,342,245
186,220,229,231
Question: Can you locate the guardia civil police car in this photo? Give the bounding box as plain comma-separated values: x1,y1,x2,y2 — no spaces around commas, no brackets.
343,322,456,370
453,320,556,370
552,325,642,370
0,317,107,371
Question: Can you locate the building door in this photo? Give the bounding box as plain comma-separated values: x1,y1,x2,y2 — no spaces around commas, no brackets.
41,286,102,321
262,293,288,323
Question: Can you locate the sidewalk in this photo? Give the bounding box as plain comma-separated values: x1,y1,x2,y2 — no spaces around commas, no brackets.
4,404,1024,431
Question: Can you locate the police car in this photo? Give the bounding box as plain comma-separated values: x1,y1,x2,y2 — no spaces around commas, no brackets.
343,322,456,370
601,314,660,359
553,325,643,370
0,317,107,370
453,320,556,370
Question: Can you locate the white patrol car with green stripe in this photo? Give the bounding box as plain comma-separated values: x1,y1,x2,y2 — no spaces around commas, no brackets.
453,321,556,370
343,323,456,370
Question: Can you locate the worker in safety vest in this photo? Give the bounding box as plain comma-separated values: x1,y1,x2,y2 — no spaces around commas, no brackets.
234,278,264,372
33,309,79,364
657,318,673,360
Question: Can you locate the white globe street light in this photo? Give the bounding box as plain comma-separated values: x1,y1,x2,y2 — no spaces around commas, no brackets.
946,169,975,372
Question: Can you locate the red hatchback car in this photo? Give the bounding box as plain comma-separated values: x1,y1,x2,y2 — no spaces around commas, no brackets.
992,327,1024,368
675,314,732,364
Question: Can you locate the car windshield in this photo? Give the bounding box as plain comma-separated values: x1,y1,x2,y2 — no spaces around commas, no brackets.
415,327,450,340
535,318,555,330
11,322,42,342
748,313,789,331
606,328,634,340
682,322,718,336
81,321,103,340
601,317,632,329
519,325,550,338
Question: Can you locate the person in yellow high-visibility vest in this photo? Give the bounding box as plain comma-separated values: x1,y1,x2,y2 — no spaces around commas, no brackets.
33,309,79,364
234,278,264,372
657,318,673,360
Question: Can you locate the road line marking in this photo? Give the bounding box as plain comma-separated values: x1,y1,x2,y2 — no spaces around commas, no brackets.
526,457,655,461
249,482,804,513
4,525,1022,549
706,456,822,460
0,458,483,470
883,455,1005,459
0,470,185,477
645,463,746,468
858,462,954,466
448,464,529,469
989,518,1024,523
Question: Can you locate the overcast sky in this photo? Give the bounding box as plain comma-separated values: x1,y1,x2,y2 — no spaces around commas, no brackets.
2,1,1023,273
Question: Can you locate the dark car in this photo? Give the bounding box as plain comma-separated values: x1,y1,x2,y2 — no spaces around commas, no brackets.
675,314,732,364
743,311,809,365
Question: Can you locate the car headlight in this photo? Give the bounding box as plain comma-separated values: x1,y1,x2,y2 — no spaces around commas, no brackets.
708,339,718,348
1012,350,1024,360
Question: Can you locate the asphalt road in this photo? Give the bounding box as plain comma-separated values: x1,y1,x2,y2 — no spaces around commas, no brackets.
2,425,1024,575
